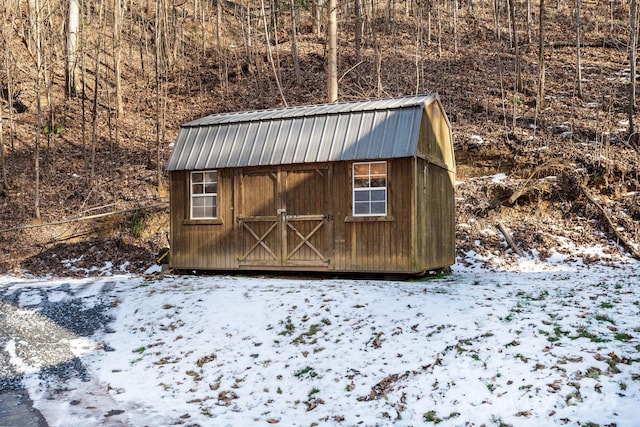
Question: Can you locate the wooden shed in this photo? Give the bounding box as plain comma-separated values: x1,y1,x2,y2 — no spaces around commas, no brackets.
166,94,455,275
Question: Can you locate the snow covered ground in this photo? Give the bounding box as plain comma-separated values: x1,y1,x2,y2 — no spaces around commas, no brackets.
1,251,639,427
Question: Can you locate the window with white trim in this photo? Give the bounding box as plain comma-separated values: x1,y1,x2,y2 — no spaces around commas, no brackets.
190,170,218,219
352,161,387,216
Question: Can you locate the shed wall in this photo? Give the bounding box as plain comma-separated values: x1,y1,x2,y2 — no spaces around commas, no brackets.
330,158,415,273
418,100,455,175
416,158,456,270
170,158,424,273
169,170,236,270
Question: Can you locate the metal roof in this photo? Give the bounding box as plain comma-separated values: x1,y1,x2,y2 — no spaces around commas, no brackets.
166,94,439,171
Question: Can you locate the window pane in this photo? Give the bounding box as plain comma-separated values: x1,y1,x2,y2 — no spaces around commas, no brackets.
204,171,217,183
192,197,204,208
370,177,386,188
203,205,216,218
192,206,205,218
370,162,386,175
354,177,369,189
370,189,386,201
354,202,369,215
192,172,204,184
354,191,369,202
205,183,217,194
371,201,386,215
354,163,369,176
192,183,204,194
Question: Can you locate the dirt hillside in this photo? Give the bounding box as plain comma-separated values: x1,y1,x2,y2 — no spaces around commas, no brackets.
0,1,638,276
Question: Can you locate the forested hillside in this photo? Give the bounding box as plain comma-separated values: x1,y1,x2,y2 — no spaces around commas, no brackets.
0,0,638,274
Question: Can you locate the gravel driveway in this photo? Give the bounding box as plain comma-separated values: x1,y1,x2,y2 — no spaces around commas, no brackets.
0,279,127,426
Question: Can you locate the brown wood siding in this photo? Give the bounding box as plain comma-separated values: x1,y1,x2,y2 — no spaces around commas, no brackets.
169,170,236,270
418,102,455,173
331,158,415,273
415,101,456,270
416,158,456,270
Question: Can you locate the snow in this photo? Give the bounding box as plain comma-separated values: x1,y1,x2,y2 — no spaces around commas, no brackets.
1,253,639,426
470,135,484,144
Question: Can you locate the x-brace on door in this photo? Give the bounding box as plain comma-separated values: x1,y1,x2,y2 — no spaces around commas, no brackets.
236,166,332,268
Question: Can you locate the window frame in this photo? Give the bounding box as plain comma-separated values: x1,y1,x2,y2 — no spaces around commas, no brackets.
189,170,218,220
352,161,388,217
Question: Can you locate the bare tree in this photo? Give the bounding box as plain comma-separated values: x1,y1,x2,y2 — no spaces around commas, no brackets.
493,0,501,40
354,0,362,63
576,0,583,99
510,0,522,92
66,0,80,97
90,0,105,186
260,0,287,105
290,0,302,86
313,0,322,36
327,0,338,102
114,0,124,117
0,102,7,191
629,0,638,140
217,0,222,51
28,0,43,220
155,0,167,187
537,0,546,110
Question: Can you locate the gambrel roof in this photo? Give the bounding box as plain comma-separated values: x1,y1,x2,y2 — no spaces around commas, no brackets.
166,94,443,171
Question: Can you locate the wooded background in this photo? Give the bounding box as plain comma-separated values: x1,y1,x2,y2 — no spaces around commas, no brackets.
1,0,639,273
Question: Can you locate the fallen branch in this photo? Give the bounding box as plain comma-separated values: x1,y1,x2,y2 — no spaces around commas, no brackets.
579,185,640,260
497,222,525,257
508,161,568,205
0,202,168,234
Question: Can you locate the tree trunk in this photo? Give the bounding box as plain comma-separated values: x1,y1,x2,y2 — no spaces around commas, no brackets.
327,0,338,102
30,0,42,220
90,0,105,186
354,0,362,63
629,0,637,138
453,0,458,53
427,0,432,47
537,0,545,110
576,0,583,99
313,0,322,36
437,2,442,57
526,0,531,43
155,0,165,182
114,0,124,117
80,0,87,174
493,0,501,40
261,0,287,105
67,0,80,97
415,0,423,93
0,0,6,187
217,0,222,50
0,101,7,191
290,0,302,85
510,0,522,92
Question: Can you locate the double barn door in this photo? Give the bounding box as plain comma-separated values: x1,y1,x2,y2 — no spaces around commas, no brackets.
236,165,332,268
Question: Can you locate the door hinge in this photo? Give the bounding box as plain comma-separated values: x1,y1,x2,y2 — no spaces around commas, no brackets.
324,215,333,221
